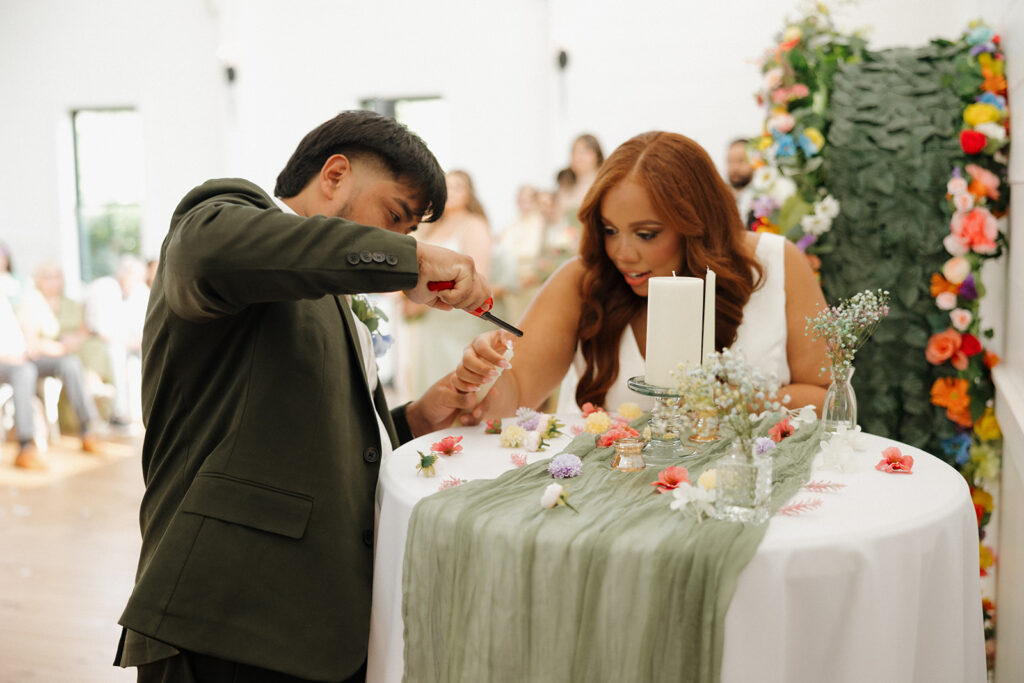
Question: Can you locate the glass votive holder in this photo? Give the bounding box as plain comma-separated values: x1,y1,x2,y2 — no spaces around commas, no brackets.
611,437,646,472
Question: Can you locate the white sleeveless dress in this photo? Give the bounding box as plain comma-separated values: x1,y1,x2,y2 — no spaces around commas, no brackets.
557,232,790,413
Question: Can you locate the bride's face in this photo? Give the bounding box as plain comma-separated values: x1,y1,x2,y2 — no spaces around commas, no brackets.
600,180,683,297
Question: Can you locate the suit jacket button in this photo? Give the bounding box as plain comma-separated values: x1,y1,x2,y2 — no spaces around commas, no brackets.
385,254,398,266
362,529,374,547
363,445,380,463
360,251,373,263
372,251,386,263
347,253,360,265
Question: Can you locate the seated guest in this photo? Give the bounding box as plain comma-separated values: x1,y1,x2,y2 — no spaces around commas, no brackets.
0,295,43,468
16,265,102,460
0,241,25,305
447,131,829,420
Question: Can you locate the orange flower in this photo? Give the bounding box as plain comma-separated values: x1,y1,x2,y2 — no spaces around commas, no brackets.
925,328,962,365
951,351,969,371
982,70,1007,95
947,405,975,428
931,377,970,411
930,273,959,297
984,350,1000,369
651,465,690,493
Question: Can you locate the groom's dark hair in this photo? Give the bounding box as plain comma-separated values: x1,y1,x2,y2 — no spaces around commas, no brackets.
274,110,446,222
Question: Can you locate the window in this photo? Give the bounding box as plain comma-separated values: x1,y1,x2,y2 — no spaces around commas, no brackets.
71,108,144,281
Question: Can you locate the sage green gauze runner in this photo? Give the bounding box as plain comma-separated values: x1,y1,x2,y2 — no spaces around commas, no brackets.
402,419,822,683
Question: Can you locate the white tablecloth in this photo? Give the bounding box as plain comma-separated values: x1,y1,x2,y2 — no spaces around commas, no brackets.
367,417,986,683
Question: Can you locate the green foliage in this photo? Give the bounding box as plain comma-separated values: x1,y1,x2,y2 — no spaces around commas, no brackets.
820,42,965,453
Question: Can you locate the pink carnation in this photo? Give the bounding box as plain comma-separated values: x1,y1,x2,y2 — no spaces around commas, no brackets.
596,425,640,448
935,291,958,310
950,208,998,255
947,177,969,195
952,192,974,213
965,164,1000,200
950,308,973,332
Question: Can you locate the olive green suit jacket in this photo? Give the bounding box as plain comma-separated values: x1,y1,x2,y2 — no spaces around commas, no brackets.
117,179,420,680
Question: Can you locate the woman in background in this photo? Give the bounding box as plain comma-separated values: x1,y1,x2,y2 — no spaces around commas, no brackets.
399,170,492,400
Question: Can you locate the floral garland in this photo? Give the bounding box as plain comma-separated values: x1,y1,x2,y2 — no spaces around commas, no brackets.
923,20,1008,669
747,3,865,268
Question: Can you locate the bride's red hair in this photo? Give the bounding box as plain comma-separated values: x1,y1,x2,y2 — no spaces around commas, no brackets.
574,131,763,408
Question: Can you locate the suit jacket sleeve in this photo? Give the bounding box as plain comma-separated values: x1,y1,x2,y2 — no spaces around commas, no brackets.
162,179,420,322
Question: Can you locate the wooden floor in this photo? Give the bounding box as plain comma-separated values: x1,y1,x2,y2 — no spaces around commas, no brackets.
0,440,143,682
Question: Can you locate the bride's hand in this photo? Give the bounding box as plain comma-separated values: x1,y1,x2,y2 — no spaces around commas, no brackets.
452,330,515,394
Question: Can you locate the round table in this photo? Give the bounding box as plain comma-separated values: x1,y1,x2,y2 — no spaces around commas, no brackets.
367,416,985,683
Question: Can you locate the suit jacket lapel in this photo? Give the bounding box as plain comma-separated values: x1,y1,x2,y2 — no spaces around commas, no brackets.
334,295,370,393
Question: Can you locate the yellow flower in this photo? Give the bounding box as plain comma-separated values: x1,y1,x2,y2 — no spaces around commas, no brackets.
616,402,643,421
969,443,1001,481
972,487,994,513
963,103,1001,127
980,543,995,573
803,127,825,149
500,424,527,448
974,407,1002,442
782,25,802,44
757,135,773,151
697,469,717,491
978,53,1003,77
584,411,613,434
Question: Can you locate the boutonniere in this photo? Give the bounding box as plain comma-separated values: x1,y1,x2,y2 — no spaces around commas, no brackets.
351,294,393,357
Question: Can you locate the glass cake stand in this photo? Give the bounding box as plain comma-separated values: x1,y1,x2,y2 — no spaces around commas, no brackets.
627,376,696,458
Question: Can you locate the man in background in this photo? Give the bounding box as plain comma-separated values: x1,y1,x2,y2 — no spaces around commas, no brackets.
725,137,754,226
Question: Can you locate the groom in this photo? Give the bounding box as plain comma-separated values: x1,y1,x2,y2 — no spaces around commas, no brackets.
115,111,489,682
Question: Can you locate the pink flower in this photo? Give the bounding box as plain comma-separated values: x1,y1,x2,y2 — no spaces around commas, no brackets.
580,402,604,417
510,453,528,468
965,164,1000,200
596,425,640,448
651,466,690,493
950,308,973,331
950,208,998,255
570,424,585,436
943,233,970,257
769,113,795,134
432,435,463,456
941,256,971,285
953,192,975,213
768,417,795,443
876,446,914,473
438,475,465,490
935,291,958,310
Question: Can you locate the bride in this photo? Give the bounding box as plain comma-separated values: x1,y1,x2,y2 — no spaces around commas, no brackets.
445,131,829,421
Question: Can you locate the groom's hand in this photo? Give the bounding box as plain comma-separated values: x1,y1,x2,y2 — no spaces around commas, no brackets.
403,242,491,313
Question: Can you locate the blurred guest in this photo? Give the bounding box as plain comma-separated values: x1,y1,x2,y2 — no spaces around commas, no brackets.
0,241,25,305
145,257,159,289
400,170,492,400
555,133,604,231
0,295,43,468
726,138,754,226
492,185,545,324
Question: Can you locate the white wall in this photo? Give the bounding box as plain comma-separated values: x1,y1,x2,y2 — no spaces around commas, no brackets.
0,0,228,287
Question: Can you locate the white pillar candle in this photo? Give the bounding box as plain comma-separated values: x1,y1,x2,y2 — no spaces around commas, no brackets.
702,268,716,363
646,276,704,387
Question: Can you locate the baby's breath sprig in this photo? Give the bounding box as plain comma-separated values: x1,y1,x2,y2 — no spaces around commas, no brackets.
673,348,787,449
805,289,891,373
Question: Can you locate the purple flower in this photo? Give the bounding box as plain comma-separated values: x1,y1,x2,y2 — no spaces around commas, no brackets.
958,274,978,301
751,196,779,219
516,407,540,431
754,437,776,455
547,453,583,479
795,233,818,252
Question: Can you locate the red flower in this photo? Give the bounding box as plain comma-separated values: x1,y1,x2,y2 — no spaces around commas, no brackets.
596,425,640,448
961,333,983,357
484,418,502,434
580,402,604,417
651,466,690,493
431,435,463,456
768,417,795,443
974,503,985,526
875,446,914,474
959,129,987,154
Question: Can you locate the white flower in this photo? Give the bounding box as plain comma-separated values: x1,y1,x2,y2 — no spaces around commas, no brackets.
817,424,867,473
815,195,840,219
500,424,527,448
763,67,784,90
942,256,971,285
769,176,797,204
669,482,716,519
524,431,542,452
790,404,818,426
752,165,779,192
974,122,1006,141
697,469,717,491
541,483,563,508
947,177,969,195
800,213,832,236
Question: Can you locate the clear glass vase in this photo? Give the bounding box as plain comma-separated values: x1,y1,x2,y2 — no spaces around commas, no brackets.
822,365,857,434
713,440,772,524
